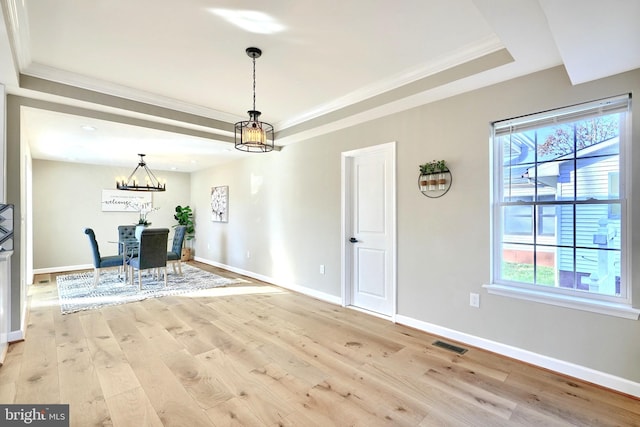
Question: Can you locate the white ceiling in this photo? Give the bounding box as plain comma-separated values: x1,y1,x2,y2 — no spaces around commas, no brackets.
1,0,638,172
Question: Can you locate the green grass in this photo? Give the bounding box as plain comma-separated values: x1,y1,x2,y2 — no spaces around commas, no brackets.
502,262,556,286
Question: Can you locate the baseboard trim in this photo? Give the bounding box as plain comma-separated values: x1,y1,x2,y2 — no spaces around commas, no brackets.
193,257,342,305
395,314,640,398
0,342,7,365
33,264,91,275
8,303,28,342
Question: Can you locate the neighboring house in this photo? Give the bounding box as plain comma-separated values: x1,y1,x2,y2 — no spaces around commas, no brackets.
501,123,621,296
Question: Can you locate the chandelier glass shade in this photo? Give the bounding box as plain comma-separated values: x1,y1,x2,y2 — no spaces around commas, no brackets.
235,110,274,152
234,47,274,153
116,154,166,192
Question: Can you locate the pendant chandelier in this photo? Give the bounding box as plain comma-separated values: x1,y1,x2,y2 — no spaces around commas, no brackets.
116,154,166,192
234,47,274,153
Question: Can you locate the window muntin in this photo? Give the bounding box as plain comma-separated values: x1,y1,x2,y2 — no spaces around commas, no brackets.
492,95,630,303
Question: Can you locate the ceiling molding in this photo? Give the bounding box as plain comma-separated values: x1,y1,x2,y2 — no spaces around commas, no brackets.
22,62,243,125
13,94,234,145
276,35,505,131
1,0,30,70
19,74,236,136
277,48,514,143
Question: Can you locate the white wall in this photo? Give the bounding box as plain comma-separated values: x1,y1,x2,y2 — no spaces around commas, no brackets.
191,138,343,299
32,159,191,271
190,65,640,388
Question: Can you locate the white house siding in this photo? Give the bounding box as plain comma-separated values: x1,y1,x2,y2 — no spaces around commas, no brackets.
557,155,621,290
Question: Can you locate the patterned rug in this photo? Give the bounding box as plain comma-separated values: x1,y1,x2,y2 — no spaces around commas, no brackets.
56,264,242,314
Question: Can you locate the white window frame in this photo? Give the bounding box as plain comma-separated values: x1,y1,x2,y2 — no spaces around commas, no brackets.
485,94,639,320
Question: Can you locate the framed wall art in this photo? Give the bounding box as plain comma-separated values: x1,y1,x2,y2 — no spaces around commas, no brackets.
211,185,228,222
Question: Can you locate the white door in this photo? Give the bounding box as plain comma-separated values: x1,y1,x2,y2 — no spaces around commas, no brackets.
342,142,396,317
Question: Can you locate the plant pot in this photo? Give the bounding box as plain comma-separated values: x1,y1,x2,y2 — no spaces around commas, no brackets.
428,174,437,191
419,175,428,191
438,173,447,190
181,247,192,261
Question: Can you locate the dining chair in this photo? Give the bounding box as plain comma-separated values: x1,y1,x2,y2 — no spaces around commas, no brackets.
117,225,138,255
127,228,169,290
84,228,123,288
117,224,138,276
167,225,187,275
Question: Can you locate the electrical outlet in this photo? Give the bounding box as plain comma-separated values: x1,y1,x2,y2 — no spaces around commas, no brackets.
246,250,251,259
320,264,325,274
469,292,480,308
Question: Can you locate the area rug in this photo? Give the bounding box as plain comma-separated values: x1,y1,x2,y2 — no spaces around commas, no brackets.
56,264,242,314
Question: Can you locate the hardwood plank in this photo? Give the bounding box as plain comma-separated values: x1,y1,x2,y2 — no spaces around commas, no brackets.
204,397,269,427
125,303,185,356
105,387,164,427
107,314,216,427
421,367,517,420
504,369,640,426
160,349,233,409
78,311,142,398
127,354,218,427
0,340,24,385
359,357,516,426
14,307,60,404
196,348,297,425
312,375,429,425
56,338,111,426
0,381,16,403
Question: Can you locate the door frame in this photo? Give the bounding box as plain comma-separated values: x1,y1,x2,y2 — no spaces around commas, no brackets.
341,141,397,320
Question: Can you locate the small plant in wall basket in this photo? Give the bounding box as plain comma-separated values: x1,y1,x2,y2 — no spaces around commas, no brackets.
419,162,434,190
435,160,448,172
419,160,451,194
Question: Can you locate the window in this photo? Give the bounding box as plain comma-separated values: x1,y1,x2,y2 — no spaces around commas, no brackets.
489,95,634,314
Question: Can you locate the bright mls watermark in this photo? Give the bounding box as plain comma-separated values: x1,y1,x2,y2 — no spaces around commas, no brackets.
0,405,69,426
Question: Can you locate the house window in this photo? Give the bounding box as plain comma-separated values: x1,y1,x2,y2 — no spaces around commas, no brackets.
504,195,556,236
490,95,633,312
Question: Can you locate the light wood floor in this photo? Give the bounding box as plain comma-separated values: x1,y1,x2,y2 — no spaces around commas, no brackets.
0,262,638,426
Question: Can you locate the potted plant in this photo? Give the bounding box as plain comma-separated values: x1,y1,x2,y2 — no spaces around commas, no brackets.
174,205,195,260
419,162,433,191
425,160,438,190
134,203,159,240
435,160,448,190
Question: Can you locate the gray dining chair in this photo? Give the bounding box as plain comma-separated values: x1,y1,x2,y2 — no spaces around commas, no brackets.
167,225,187,275
117,225,138,255
84,228,122,287
127,228,169,290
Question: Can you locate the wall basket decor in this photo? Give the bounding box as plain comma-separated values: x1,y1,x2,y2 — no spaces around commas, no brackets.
418,160,452,198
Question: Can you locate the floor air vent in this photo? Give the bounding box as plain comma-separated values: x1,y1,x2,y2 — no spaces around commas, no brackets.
432,340,468,355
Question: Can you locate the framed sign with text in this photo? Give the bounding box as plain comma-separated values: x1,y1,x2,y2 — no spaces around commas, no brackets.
101,190,152,212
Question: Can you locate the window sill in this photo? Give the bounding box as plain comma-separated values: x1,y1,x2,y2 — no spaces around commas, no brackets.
483,284,640,320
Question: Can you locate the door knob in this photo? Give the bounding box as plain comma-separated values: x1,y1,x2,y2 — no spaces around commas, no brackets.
349,237,358,243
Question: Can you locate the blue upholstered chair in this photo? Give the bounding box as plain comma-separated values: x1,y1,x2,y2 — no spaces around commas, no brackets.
127,228,169,290
84,228,122,287
117,225,138,256
167,225,187,275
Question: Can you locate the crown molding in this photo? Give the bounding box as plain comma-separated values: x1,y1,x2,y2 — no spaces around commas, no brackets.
2,0,31,70
276,35,504,131
22,62,244,125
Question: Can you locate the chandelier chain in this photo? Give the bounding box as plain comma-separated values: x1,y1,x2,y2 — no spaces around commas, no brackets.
252,56,257,111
